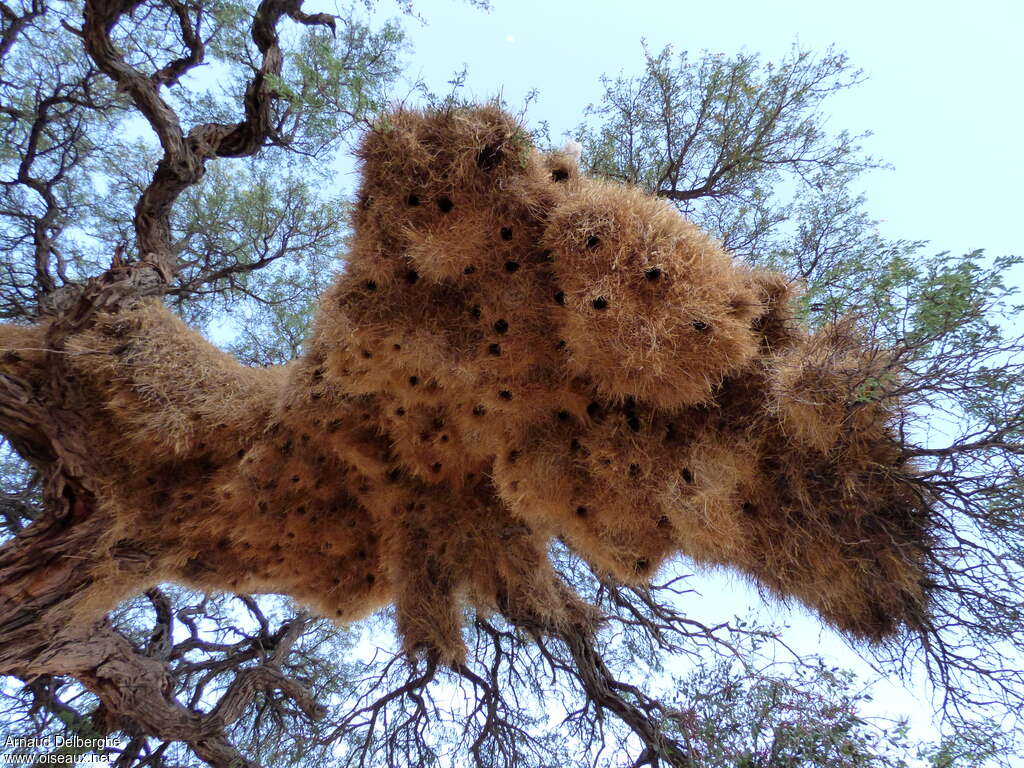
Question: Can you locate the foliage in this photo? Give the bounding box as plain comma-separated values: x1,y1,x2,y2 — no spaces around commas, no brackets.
577,44,879,266
666,656,1014,768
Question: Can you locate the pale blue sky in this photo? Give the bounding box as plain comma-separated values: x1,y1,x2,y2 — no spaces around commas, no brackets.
386,0,1023,265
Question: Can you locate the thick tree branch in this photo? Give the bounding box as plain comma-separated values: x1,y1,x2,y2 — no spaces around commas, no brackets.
81,0,334,270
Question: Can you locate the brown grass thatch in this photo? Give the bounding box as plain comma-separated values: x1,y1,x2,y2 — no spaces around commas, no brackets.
12,105,931,665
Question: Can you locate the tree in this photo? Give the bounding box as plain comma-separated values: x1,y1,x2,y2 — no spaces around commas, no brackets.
0,3,1021,768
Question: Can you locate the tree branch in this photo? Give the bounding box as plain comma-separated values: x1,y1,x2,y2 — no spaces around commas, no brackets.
80,0,334,270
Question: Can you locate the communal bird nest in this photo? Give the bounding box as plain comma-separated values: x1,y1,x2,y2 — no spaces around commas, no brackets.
1,106,933,667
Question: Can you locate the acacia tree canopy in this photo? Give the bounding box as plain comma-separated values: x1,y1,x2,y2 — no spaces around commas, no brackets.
0,2,1022,767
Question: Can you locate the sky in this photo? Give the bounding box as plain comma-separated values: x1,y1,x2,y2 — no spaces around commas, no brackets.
365,0,1024,755
382,0,1024,265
